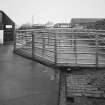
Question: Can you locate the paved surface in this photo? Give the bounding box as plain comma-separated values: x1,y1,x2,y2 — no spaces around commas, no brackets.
0,45,58,105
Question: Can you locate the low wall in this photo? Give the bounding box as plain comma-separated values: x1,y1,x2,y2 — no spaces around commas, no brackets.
66,68,105,105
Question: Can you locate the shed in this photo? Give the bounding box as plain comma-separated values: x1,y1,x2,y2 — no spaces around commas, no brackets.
71,18,104,28
0,10,15,44
53,23,71,28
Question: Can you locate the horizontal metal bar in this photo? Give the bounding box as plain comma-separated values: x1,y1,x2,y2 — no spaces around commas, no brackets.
57,58,96,60
57,45,97,47
55,32,96,34
34,47,55,52
57,52,97,54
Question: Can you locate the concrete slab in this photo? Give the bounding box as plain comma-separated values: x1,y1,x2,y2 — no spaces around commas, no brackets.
0,45,58,105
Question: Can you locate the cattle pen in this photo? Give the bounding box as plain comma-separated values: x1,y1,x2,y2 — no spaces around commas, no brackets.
14,28,105,105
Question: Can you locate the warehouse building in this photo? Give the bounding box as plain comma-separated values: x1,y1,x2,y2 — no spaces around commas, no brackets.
0,10,15,44
71,18,104,28
53,23,71,28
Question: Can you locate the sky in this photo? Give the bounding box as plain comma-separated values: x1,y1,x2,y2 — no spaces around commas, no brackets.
0,0,105,25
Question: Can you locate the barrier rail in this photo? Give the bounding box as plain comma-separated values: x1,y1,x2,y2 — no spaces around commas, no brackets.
14,28,105,68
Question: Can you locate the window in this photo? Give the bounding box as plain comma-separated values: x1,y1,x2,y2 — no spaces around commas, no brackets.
6,25,12,28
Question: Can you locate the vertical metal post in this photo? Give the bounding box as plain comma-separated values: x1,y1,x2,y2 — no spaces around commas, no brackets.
13,28,16,52
32,31,35,58
96,33,98,68
48,32,50,45
74,33,77,65
54,33,57,66
42,32,45,58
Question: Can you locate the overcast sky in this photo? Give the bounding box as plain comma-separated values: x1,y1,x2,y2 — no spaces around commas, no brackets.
0,0,105,25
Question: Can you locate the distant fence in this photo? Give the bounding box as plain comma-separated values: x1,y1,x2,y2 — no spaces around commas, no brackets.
14,28,105,68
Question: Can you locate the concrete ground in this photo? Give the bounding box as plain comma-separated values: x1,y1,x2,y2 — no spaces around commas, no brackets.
0,45,59,105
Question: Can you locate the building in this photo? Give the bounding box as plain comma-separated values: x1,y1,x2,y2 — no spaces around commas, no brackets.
0,10,15,44
71,18,104,29
53,23,71,28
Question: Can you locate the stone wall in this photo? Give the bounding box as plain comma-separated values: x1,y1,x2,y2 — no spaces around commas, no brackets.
66,68,105,105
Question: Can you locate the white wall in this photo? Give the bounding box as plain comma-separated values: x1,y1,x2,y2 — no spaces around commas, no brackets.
0,30,3,44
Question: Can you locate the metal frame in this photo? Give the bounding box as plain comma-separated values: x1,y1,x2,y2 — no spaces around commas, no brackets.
14,29,105,68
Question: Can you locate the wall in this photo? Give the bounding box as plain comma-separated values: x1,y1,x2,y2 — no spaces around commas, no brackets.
66,68,105,105
0,30,3,44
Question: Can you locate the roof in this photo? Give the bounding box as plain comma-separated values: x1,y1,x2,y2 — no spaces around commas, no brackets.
0,10,15,25
54,23,70,25
54,23,71,28
71,18,104,24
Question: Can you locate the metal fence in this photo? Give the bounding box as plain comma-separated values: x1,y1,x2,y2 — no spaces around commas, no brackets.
14,28,105,68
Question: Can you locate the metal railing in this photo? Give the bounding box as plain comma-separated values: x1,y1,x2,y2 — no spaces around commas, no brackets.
14,28,105,68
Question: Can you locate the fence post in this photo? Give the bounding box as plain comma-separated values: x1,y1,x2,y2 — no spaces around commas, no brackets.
96,33,98,68
54,33,57,66
32,31,35,58
74,33,77,65
13,28,16,52
42,32,45,58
